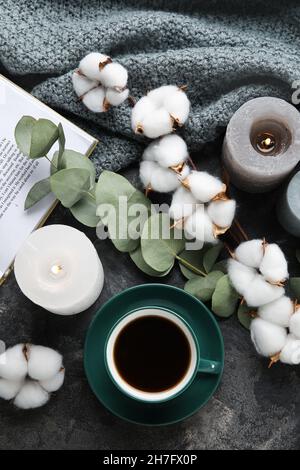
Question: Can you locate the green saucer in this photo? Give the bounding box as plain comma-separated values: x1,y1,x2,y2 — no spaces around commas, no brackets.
84,284,224,426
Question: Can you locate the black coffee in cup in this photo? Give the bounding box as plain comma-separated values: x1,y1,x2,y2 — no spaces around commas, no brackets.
113,315,191,393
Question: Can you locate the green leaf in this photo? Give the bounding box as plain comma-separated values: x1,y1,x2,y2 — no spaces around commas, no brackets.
237,303,253,330
15,116,36,156
212,259,228,274
184,271,224,302
130,246,172,277
57,123,66,165
24,177,51,210
107,189,151,253
289,277,300,299
141,213,185,272
203,243,223,273
296,250,300,265
212,274,239,318
70,190,100,228
178,248,208,279
95,170,136,207
30,119,59,159
50,168,91,208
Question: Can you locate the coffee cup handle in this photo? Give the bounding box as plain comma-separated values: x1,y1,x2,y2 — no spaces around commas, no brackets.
197,358,222,375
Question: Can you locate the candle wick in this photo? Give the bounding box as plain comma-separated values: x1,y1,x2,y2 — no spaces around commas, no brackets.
51,264,63,275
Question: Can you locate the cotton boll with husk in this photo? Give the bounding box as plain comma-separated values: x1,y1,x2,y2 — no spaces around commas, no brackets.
289,309,300,339
163,89,190,125
105,88,129,106
0,379,23,400
184,207,217,244
0,344,28,381
142,108,173,139
169,186,197,222
207,199,236,228
185,171,225,203
227,259,256,296
132,96,156,133
79,52,111,81
140,161,187,193
147,85,178,106
250,318,287,357
154,134,188,168
27,345,63,382
259,244,288,284
82,86,106,113
235,239,264,269
14,381,49,410
280,335,300,365
98,62,128,90
39,368,65,393
258,296,294,327
244,274,284,307
72,72,98,98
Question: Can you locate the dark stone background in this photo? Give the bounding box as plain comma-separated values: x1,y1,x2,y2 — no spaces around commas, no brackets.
0,69,300,450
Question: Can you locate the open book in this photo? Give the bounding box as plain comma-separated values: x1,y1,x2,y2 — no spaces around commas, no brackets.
0,75,98,285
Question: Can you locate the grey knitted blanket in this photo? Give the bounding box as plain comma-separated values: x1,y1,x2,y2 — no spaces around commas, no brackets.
1,0,300,174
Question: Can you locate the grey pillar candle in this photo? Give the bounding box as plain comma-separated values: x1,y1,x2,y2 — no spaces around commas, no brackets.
277,171,300,237
222,97,300,193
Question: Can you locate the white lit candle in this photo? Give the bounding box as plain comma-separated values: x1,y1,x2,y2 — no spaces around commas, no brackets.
14,225,104,315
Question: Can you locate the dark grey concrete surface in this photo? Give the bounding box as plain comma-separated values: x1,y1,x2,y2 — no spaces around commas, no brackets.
0,71,300,450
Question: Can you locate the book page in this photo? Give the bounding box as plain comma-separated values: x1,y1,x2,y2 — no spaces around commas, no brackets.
0,75,97,281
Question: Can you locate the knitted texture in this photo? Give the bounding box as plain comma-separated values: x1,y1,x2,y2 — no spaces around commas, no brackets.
1,0,300,174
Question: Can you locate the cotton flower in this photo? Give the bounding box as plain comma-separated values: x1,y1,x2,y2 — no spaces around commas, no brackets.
258,296,294,327
259,243,288,284
184,207,217,244
0,344,28,381
82,86,107,113
227,259,256,296
235,239,264,268
207,199,236,228
0,343,65,410
280,334,300,365
132,85,190,138
244,274,284,307
74,52,129,112
79,52,112,81
144,134,189,168
169,186,197,222
105,88,129,107
14,380,49,410
139,160,189,193
183,171,226,203
0,379,23,400
289,308,300,339
72,72,98,98
27,345,63,381
39,368,65,393
250,318,287,357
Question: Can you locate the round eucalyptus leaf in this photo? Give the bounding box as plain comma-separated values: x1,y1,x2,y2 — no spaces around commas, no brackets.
50,168,91,208
203,243,223,273
95,170,136,207
237,303,253,330
57,123,66,161
212,259,228,274
70,189,100,228
106,189,151,253
184,271,224,302
178,248,208,279
141,213,185,272
212,274,239,318
130,246,172,277
15,116,36,156
24,177,51,210
30,119,59,159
